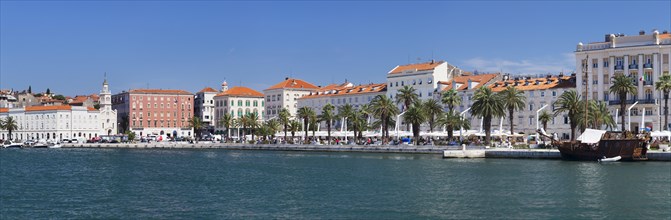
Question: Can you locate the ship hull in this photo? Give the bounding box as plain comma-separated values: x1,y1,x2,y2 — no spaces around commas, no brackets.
557,139,647,161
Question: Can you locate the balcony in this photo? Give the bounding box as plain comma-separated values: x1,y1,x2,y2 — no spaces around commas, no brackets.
631,79,638,85
644,63,653,69
614,65,624,70
609,99,655,105
639,99,655,104
609,100,636,105
644,81,653,86
629,64,638,69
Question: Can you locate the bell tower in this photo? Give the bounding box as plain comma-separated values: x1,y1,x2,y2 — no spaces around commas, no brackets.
100,72,112,111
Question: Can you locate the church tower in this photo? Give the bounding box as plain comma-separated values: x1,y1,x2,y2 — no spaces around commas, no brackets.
100,74,112,112
99,73,118,136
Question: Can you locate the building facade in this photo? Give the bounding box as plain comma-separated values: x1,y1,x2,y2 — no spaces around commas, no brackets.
194,86,219,133
576,30,671,131
213,86,265,133
297,82,387,128
263,77,319,120
386,60,464,110
112,89,194,139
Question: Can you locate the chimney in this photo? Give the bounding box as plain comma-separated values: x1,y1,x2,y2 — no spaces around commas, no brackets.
664,30,669,34
639,30,646,35
605,34,611,42
285,77,289,80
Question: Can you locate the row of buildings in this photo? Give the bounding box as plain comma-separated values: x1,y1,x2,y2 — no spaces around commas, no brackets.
1,30,670,141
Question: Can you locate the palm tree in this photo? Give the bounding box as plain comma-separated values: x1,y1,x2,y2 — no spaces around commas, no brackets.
247,112,260,141
655,73,671,130
396,85,419,131
586,100,616,131
1,116,18,140
538,110,552,131
219,113,233,142
239,114,250,141
188,117,202,141
309,113,318,140
278,108,291,141
470,87,505,145
403,101,427,145
351,110,369,144
264,119,280,141
289,120,301,143
610,74,637,132
499,86,526,135
553,90,583,141
437,111,461,141
296,107,316,143
318,104,336,144
370,95,399,144
338,104,355,141
441,89,461,113
423,99,443,133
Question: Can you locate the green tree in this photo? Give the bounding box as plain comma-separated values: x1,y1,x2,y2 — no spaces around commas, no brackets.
125,130,136,142
586,100,616,131
318,104,337,144
289,120,301,142
610,74,637,132
441,89,461,113
1,116,19,140
553,90,583,140
351,109,369,144
499,86,526,135
309,113,318,140
470,87,505,145
423,99,443,133
247,112,260,141
396,85,419,131
297,107,316,143
370,95,399,144
538,110,552,131
52,94,66,100
437,111,460,141
655,73,671,130
278,108,291,141
188,117,202,141
46,88,51,95
219,113,233,142
403,100,427,145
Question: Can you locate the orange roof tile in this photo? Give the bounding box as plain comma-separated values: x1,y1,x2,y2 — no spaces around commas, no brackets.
488,75,576,92
129,89,192,95
439,73,500,91
87,107,97,111
388,60,445,74
198,87,219,93
214,86,264,98
300,83,387,100
660,33,671,40
25,105,72,112
0,108,8,113
266,78,319,90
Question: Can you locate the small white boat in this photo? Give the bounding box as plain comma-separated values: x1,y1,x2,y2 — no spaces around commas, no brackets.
33,139,49,148
598,156,621,162
47,140,62,149
3,140,23,148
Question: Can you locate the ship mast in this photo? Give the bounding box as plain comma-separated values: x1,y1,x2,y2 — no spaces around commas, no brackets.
584,55,589,130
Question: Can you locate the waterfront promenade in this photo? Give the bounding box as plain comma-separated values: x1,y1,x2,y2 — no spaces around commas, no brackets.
61,143,671,161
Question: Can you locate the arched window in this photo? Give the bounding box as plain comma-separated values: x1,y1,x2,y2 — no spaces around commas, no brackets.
237,109,243,117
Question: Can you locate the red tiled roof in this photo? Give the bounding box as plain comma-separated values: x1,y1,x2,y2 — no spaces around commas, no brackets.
214,86,264,98
489,75,576,92
300,83,387,100
388,60,444,74
439,73,500,91
0,108,8,113
660,33,671,40
129,89,192,95
87,107,97,111
198,87,219,93
266,78,319,90
25,105,72,112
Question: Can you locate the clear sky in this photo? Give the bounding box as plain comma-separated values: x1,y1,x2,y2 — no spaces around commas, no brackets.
1,1,670,96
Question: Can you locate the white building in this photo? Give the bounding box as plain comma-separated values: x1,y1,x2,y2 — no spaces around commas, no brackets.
213,85,265,133
576,30,671,131
263,77,319,120
386,60,464,109
0,79,118,141
297,82,387,128
194,86,219,132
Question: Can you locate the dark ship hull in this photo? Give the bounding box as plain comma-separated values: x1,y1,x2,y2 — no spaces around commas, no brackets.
556,132,648,161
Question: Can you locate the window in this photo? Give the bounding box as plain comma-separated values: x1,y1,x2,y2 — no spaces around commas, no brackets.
401,81,404,86
529,117,533,125
552,91,557,97
663,54,669,64
540,91,545,97
238,100,243,106
529,104,534,111
645,108,653,116
428,78,433,84
253,101,258,107
245,100,250,106
603,59,609,67
529,91,534,97
604,94,610,101
564,116,569,124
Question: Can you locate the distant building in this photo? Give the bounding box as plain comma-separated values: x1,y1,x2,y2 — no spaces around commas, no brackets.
0,79,118,141
0,90,17,108
112,89,194,139
386,60,465,109
213,85,265,134
263,77,319,120
576,30,671,131
194,86,219,134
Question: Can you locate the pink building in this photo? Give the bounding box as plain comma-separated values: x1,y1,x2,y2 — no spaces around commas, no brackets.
112,89,194,139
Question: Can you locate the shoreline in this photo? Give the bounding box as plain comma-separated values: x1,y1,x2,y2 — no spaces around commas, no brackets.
57,143,671,161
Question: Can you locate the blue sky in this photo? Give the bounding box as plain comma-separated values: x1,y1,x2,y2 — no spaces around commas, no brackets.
1,1,670,96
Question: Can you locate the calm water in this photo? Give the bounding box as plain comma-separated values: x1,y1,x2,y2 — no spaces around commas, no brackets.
1,148,670,219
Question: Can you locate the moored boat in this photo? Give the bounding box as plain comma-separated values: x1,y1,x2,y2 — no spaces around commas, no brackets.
47,140,62,149
3,140,23,148
554,129,647,161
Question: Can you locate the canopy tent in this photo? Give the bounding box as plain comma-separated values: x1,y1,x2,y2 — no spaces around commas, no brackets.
650,130,671,139
576,129,607,144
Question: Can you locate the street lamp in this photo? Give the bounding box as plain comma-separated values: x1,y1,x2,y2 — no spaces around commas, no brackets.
628,101,638,131
536,104,549,143
459,107,471,143
395,111,407,141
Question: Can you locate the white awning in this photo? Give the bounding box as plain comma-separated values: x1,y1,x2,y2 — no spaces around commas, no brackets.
577,129,607,144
